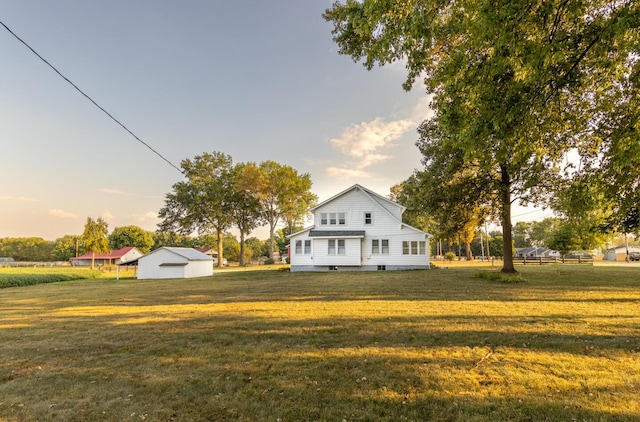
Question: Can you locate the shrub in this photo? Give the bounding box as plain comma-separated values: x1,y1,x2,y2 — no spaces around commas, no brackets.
264,258,275,265
444,251,457,261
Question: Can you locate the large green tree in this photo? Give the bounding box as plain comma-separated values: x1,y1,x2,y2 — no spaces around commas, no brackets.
229,162,264,266
82,217,109,269
256,161,317,259
52,235,84,261
108,225,154,253
325,0,638,273
158,152,235,267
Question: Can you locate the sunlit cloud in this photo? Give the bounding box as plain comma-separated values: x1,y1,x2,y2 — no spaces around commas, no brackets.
325,167,373,179
101,210,115,220
0,195,37,202
325,96,433,179
134,211,159,222
49,209,78,219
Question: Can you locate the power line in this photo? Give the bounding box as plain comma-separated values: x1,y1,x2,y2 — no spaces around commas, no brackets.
0,19,184,175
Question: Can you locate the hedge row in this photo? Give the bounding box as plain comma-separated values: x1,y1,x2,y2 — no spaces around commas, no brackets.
0,271,101,289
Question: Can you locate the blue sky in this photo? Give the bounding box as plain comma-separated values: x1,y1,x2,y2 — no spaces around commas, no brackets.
1,1,548,240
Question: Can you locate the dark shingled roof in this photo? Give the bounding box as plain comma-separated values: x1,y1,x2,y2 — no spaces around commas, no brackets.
308,230,366,238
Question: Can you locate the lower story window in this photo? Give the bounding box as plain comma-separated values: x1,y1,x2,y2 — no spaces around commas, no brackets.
402,241,427,255
295,240,312,255
372,239,390,254
328,239,346,255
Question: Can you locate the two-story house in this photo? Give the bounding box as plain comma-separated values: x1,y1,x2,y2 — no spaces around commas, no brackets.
288,184,431,271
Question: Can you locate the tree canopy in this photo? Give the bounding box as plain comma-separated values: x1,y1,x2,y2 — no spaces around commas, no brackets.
325,0,639,272
82,217,109,269
158,152,235,267
256,160,317,259
109,226,154,254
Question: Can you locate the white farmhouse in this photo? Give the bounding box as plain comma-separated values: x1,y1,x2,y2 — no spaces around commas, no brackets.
136,247,213,279
288,184,431,272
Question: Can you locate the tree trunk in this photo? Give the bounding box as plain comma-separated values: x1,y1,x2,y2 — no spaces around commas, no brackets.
91,251,95,270
216,227,224,268
239,230,246,267
500,164,517,274
268,222,276,259
465,241,473,260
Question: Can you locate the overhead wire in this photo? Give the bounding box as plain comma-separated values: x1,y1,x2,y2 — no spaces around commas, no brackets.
0,19,185,175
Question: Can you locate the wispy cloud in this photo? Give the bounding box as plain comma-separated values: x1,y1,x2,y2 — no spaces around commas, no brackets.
325,96,432,179
101,210,115,220
100,188,132,196
100,188,162,199
134,211,159,222
0,195,37,202
49,209,78,219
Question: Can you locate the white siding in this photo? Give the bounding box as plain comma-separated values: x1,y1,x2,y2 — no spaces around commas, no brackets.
312,238,362,266
137,248,213,279
290,185,431,271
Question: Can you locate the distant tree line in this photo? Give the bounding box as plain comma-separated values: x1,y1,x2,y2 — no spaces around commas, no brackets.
0,227,284,264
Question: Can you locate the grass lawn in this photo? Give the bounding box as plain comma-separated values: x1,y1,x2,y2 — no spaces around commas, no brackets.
0,265,638,421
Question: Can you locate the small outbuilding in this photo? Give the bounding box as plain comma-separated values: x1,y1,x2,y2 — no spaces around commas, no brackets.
136,247,214,279
603,245,640,261
71,247,143,267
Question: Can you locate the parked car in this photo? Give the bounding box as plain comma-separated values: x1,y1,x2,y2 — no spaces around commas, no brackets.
628,252,640,262
212,256,228,266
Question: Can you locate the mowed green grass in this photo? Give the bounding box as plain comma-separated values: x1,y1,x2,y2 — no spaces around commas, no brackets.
0,266,638,421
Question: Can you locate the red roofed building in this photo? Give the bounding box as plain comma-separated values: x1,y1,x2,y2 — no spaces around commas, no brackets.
70,247,143,267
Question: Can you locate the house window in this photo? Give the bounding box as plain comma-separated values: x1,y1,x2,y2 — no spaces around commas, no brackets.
372,239,389,254
328,239,346,255
304,240,311,254
377,265,386,271
403,241,427,255
321,212,346,225
364,212,372,225
295,240,302,254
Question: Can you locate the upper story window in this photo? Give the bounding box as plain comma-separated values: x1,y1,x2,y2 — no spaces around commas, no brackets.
320,212,346,226
364,212,372,225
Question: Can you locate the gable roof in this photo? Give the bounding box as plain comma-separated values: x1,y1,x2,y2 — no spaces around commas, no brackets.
155,247,214,261
311,184,429,236
310,184,406,214
71,246,139,260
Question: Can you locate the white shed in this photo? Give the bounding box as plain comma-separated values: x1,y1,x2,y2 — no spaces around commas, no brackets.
137,247,213,279
604,245,640,261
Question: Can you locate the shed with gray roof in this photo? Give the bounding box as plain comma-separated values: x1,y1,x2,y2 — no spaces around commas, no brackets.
136,247,213,279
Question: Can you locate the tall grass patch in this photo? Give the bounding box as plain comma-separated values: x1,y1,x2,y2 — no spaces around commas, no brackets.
0,268,102,288
0,266,639,421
